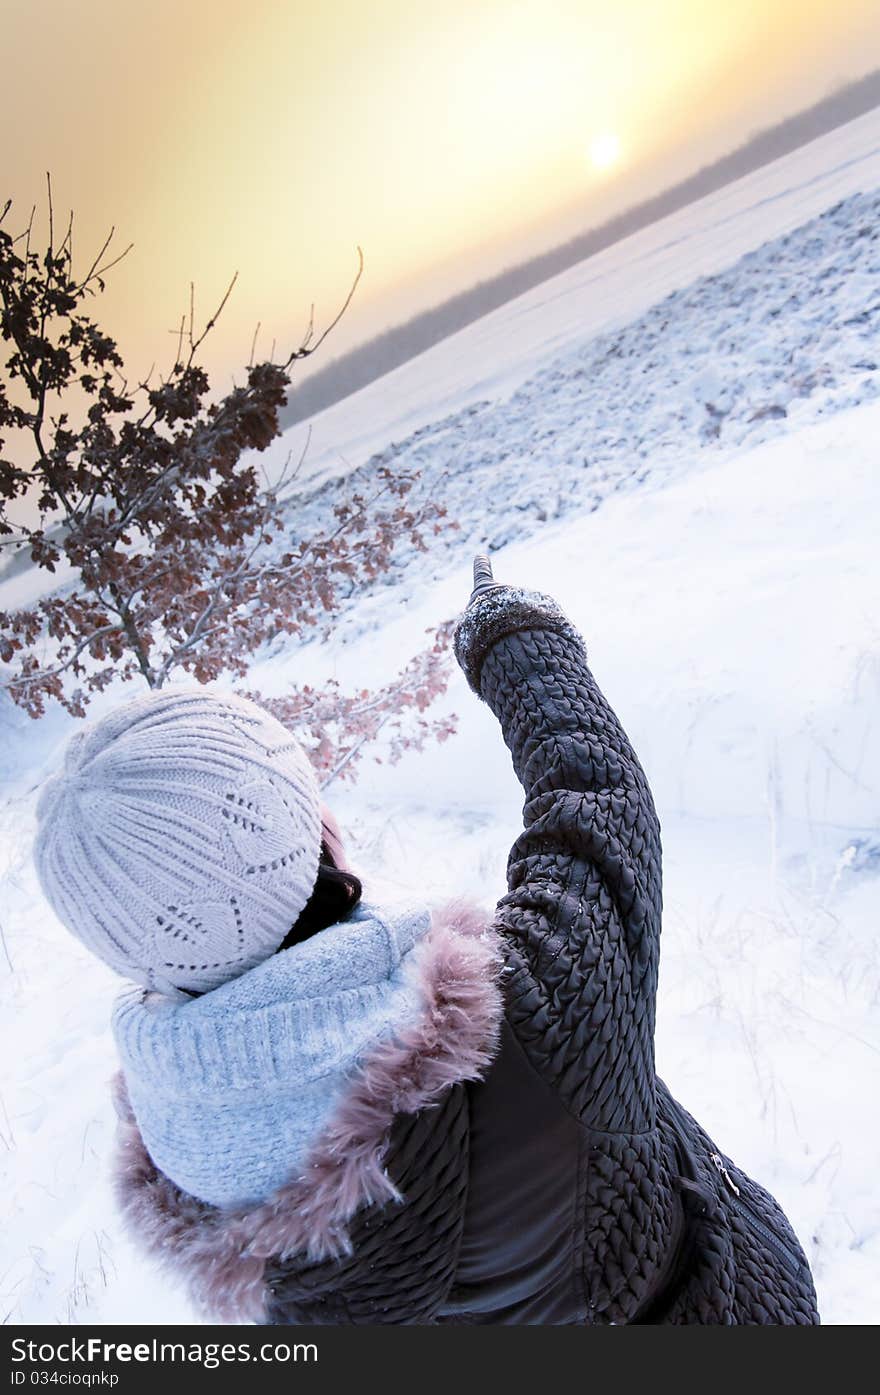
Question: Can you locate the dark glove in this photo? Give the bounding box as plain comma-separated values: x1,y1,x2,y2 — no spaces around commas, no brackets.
467,553,507,605
455,557,586,697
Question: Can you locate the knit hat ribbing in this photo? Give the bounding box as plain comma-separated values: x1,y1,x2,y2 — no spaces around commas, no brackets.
33,687,323,993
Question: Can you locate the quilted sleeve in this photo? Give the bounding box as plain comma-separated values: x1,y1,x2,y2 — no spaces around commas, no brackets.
453,586,663,1131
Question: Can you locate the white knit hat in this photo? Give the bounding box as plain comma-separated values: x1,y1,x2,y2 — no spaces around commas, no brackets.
33,687,323,993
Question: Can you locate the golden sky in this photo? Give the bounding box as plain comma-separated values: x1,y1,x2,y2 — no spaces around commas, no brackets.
3,0,880,390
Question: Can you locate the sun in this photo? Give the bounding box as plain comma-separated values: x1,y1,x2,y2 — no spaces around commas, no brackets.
589,132,621,172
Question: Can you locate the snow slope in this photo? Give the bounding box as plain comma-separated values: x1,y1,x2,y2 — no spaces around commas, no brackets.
280,183,880,601
260,104,880,498
2,111,880,1325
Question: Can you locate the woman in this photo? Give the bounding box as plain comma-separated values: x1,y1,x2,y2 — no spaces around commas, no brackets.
32,559,820,1324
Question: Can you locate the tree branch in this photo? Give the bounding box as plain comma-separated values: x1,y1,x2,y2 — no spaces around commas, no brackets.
284,246,363,367
3,620,123,690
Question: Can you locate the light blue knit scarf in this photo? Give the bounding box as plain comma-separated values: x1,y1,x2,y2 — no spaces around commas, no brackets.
112,896,432,1209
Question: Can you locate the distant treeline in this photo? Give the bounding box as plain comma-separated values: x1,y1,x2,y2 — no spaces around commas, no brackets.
280,69,880,429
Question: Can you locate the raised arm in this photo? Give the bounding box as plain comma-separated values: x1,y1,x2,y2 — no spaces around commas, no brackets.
453,578,663,1133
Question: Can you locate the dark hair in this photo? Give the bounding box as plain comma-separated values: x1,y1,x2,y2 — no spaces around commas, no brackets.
275,827,363,952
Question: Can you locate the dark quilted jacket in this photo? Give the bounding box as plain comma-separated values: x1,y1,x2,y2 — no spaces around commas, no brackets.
114,585,820,1325
259,586,819,1325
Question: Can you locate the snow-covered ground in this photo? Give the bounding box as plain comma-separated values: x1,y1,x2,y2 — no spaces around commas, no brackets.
2,109,879,1325
259,102,880,501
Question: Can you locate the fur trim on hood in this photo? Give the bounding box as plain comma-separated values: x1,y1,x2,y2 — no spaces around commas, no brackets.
111,896,505,1323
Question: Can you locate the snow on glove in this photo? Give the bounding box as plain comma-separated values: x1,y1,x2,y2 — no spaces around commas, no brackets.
453,554,588,698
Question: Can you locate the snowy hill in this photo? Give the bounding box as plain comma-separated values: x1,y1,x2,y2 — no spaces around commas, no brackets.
255,104,880,502
2,109,880,1325
277,183,880,603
